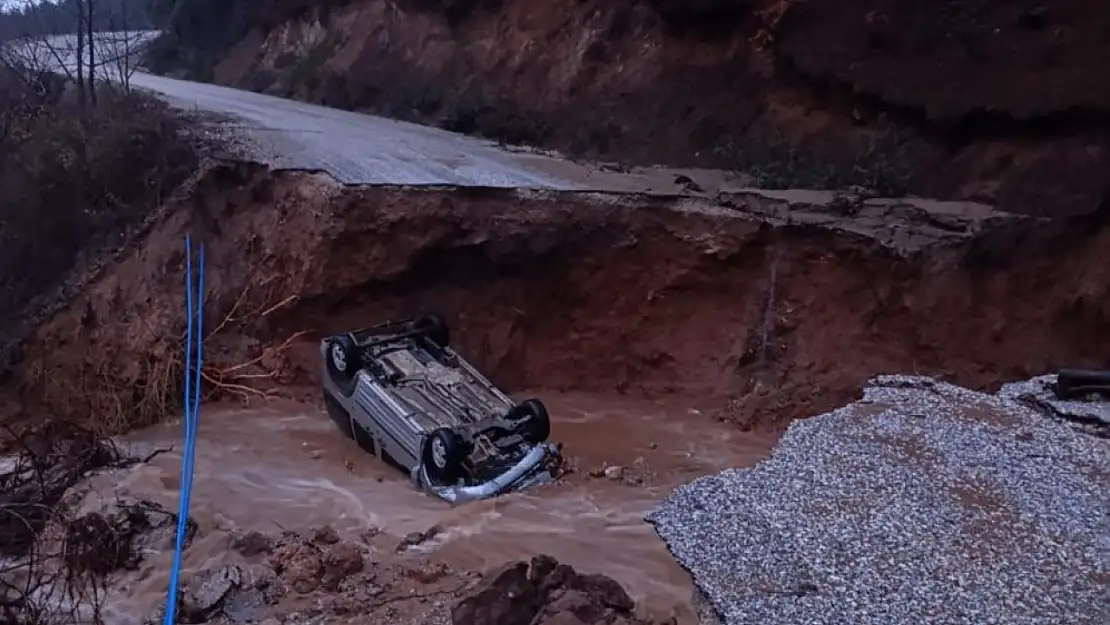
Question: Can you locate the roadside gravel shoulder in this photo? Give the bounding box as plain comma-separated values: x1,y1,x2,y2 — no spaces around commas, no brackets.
649,375,1110,625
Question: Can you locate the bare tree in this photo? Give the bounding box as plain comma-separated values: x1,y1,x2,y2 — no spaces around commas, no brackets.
1,0,150,108
96,4,147,92
74,3,86,109
85,0,96,107
0,34,55,85
101,32,147,91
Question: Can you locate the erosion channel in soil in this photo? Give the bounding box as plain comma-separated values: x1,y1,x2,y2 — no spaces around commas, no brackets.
9,162,1110,623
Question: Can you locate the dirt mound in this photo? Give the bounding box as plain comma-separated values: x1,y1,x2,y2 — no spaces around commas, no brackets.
267,528,365,595
453,555,664,625
13,163,1110,434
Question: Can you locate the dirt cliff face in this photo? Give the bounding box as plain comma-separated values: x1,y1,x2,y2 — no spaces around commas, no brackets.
195,0,1110,217
17,163,1110,434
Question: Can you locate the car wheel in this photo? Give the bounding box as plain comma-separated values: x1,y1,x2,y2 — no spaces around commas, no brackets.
324,393,354,439
511,398,551,445
421,428,465,484
413,314,450,348
325,335,360,395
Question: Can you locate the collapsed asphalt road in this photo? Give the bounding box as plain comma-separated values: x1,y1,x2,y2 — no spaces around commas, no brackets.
15,32,746,192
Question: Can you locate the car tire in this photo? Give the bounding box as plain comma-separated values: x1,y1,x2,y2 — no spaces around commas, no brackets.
421,428,466,484
512,398,551,445
413,314,450,348
325,335,360,396
324,393,354,439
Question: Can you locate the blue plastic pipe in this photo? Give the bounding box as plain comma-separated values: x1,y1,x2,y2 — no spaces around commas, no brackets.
164,237,204,625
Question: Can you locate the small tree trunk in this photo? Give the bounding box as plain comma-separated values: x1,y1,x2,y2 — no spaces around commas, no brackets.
76,18,86,110
121,5,132,91
87,0,97,107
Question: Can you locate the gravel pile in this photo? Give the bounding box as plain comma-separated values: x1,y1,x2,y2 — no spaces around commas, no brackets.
648,375,1110,625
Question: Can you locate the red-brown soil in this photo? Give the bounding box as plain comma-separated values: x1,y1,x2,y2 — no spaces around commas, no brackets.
189,528,669,625
184,0,1110,217
14,163,1110,434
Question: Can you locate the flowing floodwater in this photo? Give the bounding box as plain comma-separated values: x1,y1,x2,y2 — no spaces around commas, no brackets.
80,392,776,623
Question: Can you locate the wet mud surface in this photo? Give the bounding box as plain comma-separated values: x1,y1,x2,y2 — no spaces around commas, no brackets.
82,392,774,623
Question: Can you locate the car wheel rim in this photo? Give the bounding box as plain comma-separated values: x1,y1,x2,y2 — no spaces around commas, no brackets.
330,344,347,372
431,438,447,469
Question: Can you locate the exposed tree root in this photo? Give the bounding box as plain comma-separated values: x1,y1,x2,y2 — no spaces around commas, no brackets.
24,276,310,431
200,330,309,403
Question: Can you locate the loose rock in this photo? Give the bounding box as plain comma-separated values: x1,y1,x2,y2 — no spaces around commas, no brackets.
452,555,660,625
181,564,243,622
268,528,365,596
320,541,364,591
396,524,442,553
233,530,274,557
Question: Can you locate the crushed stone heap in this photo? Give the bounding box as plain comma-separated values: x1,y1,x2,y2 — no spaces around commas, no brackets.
648,375,1110,625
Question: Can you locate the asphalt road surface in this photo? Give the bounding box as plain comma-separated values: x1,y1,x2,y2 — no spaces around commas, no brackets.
12,32,744,192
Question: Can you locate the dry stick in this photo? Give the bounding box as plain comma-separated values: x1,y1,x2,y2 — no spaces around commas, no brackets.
257,294,298,318
757,250,779,370
0,491,106,623
139,446,173,464
201,282,253,340
200,276,291,341
193,279,306,401
198,373,271,398
217,330,310,375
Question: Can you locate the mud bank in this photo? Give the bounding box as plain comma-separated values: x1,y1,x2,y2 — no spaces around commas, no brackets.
15,163,1110,433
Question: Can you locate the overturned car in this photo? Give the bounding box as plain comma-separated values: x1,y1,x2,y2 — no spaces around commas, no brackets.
320,315,561,503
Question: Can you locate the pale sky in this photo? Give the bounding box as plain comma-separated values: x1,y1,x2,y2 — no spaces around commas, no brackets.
1,0,42,10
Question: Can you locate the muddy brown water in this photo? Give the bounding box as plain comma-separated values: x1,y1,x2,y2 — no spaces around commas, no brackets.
79,392,775,623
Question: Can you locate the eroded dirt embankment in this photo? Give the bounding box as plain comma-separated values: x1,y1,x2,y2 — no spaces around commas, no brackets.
15,162,1110,433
